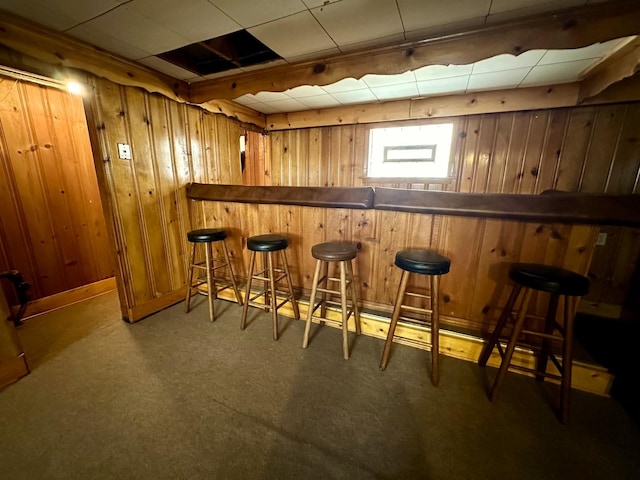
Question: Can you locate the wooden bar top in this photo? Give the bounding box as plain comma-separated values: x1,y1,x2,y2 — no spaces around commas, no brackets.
374,188,640,227
187,183,375,209
187,183,640,226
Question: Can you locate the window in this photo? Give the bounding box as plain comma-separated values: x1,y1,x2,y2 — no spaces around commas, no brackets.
367,123,454,178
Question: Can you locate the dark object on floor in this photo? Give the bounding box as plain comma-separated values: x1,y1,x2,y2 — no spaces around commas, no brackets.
0,270,31,326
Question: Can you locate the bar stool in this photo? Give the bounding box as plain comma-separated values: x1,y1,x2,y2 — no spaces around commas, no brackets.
302,242,361,360
185,228,243,322
240,234,299,340
478,263,589,423
380,249,451,386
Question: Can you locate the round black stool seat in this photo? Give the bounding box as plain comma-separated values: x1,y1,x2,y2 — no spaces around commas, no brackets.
247,234,288,252
509,263,589,297
395,249,451,275
187,228,227,243
312,242,357,262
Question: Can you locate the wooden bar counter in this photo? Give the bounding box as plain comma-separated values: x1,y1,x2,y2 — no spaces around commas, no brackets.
187,183,638,394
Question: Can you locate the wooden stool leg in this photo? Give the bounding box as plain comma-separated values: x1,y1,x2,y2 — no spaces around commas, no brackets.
536,293,559,381
478,284,523,367
346,260,361,335
204,242,215,322
380,270,410,370
303,259,322,349
185,243,197,313
430,274,440,386
320,261,329,319
240,251,256,330
280,250,299,320
340,260,350,360
262,252,270,312
490,288,533,401
221,240,243,306
560,296,576,424
267,252,279,340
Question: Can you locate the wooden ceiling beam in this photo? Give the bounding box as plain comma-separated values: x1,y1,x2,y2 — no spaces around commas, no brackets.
578,36,640,103
190,0,640,103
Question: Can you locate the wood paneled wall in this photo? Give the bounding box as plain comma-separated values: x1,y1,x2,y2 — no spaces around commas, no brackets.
0,78,112,303
87,77,244,320
262,104,640,322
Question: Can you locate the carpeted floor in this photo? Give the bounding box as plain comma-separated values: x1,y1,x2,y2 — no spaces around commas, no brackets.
1,291,639,480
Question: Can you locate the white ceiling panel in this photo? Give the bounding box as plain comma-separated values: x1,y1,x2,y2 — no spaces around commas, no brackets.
397,0,491,32
538,38,623,65
363,71,416,88
253,91,296,103
296,95,342,109
467,67,531,91
209,0,308,28
77,5,190,55
261,98,308,112
128,0,241,43
489,0,586,15
286,47,342,63
137,56,197,80
67,23,154,60
371,82,419,101
472,50,545,74
521,59,596,86
321,78,370,94
301,0,342,7
42,0,127,24
285,85,328,98
233,94,262,106
417,76,469,96
405,16,485,41
0,0,78,30
310,0,404,48
338,33,406,53
249,11,337,59
330,89,378,104
249,102,282,114
414,64,473,81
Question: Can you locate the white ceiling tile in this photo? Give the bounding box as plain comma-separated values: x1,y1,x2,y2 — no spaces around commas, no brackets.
472,50,546,74
371,82,419,101
67,23,153,60
0,0,79,30
321,78,369,93
363,71,416,88
240,59,289,73
285,85,328,98
467,67,531,91
296,95,342,109
538,39,624,65
330,89,378,104
397,0,491,32
128,0,241,43
520,59,597,86
301,0,341,7
310,0,404,47
209,0,308,28
253,91,294,103
76,5,190,55
249,11,337,59
263,98,308,112
405,16,485,41
417,76,469,96
137,56,197,80
414,64,473,81
233,94,262,106
250,102,282,114
44,0,128,24
338,33,406,53
286,47,341,63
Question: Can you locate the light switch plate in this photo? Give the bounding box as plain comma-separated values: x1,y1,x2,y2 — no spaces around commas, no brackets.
117,143,132,160
596,232,607,246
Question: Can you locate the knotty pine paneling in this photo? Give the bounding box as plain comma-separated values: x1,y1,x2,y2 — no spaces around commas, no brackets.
0,78,112,304
87,77,244,320
263,103,640,329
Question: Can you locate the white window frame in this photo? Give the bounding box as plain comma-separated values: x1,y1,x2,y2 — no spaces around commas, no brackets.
366,122,455,179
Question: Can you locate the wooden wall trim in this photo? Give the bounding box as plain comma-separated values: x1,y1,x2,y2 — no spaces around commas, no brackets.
186,183,375,209
190,1,640,102
374,188,640,227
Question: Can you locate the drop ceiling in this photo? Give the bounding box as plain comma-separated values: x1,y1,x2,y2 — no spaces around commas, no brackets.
0,0,632,114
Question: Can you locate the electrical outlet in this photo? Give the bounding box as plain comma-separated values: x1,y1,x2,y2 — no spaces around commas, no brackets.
596,232,607,246
117,143,132,160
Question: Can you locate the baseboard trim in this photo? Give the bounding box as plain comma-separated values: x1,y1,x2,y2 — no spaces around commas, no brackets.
211,287,613,396
21,277,117,320
126,287,187,323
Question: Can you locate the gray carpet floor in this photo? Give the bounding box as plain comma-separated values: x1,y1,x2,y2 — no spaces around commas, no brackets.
1,291,639,480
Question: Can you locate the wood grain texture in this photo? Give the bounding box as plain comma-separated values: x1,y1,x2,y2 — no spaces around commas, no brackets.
0,79,113,304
